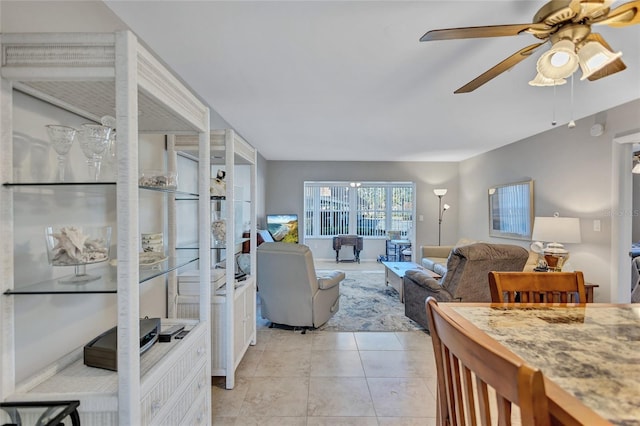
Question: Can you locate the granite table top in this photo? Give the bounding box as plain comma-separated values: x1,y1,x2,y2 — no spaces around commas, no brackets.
449,304,640,426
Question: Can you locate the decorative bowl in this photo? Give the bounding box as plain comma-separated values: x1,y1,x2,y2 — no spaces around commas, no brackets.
45,225,112,283
139,170,178,190
141,232,164,253
45,225,111,266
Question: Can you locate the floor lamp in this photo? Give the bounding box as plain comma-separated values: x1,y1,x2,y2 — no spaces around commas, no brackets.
434,189,450,246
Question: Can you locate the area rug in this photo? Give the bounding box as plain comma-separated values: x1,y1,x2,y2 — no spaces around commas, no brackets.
319,270,424,332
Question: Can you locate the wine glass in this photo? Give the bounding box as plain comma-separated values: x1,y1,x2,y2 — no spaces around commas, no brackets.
78,124,111,181
100,116,117,178
45,125,77,182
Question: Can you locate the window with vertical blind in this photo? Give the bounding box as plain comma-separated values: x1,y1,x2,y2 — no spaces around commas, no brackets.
304,182,415,238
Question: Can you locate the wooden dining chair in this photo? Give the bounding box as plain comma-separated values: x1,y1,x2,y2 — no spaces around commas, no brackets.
425,297,551,426
488,271,587,303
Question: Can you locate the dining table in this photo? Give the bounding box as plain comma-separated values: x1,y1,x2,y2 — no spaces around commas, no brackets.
439,303,640,426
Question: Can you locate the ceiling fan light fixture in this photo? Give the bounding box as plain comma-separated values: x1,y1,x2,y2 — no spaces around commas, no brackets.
528,72,567,86
536,39,579,79
577,41,623,80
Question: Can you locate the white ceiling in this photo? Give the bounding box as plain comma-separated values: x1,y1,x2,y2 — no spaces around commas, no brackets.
105,1,640,162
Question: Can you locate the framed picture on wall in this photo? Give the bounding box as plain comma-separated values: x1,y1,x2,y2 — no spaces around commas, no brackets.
488,180,534,240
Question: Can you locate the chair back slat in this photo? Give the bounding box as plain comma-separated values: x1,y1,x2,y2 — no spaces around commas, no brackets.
488,271,586,304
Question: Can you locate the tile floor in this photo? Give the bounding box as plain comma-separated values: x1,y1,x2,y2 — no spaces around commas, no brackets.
212,260,438,425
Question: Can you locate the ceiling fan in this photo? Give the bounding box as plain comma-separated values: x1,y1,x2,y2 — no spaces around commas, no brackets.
420,0,640,93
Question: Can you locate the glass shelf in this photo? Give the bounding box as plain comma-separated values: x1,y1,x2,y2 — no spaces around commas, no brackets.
3,181,116,187
5,255,198,295
3,182,198,198
3,182,117,196
208,197,251,203
176,238,249,251
139,186,199,198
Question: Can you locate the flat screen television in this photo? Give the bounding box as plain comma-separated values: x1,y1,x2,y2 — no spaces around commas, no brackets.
266,214,299,243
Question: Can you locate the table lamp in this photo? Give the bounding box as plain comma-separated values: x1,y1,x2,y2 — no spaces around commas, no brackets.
531,214,581,271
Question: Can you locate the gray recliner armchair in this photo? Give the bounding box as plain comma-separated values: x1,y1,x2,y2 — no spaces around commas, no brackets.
403,242,530,330
631,257,640,303
257,242,344,328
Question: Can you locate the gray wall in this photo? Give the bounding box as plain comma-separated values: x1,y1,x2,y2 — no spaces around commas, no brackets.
265,161,458,260
458,98,640,302
256,151,268,229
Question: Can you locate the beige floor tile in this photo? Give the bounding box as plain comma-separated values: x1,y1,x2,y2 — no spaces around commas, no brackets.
211,417,237,425
239,377,310,417
394,331,432,351
264,329,314,352
233,416,307,425
360,350,437,378
254,349,311,377
307,377,376,417
368,377,437,417
377,417,438,426
307,417,379,425
212,377,251,417
311,331,358,350
252,330,273,351
424,375,439,397
236,346,264,377
354,332,403,351
310,350,365,377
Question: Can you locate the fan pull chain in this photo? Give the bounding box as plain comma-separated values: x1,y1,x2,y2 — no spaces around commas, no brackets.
568,74,576,128
551,83,557,126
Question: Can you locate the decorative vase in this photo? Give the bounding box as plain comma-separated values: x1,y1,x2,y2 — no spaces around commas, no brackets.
211,215,226,246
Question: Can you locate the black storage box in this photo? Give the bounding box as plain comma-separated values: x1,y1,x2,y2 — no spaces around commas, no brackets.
84,317,161,371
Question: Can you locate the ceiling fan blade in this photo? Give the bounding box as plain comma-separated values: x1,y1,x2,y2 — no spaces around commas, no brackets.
593,0,640,27
454,42,545,94
584,33,627,81
420,23,541,42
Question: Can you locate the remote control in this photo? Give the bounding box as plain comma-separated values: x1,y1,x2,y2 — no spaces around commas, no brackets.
159,325,185,342
174,330,190,340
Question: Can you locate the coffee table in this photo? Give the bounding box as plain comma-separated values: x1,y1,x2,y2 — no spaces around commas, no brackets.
381,261,441,303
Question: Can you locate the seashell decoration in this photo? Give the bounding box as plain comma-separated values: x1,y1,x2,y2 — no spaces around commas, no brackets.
47,226,110,266
211,219,226,245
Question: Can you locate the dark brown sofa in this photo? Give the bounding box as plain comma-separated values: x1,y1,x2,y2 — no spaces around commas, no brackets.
403,242,529,331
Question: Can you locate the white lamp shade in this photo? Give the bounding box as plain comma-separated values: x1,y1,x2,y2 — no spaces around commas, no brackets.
433,188,447,196
531,216,582,244
632,162,640,174
578,41,622,80
528,72,567,87
537,39,579,80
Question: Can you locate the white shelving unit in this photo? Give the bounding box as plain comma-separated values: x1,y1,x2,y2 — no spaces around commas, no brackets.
0,31,212,424
171,129,257,390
